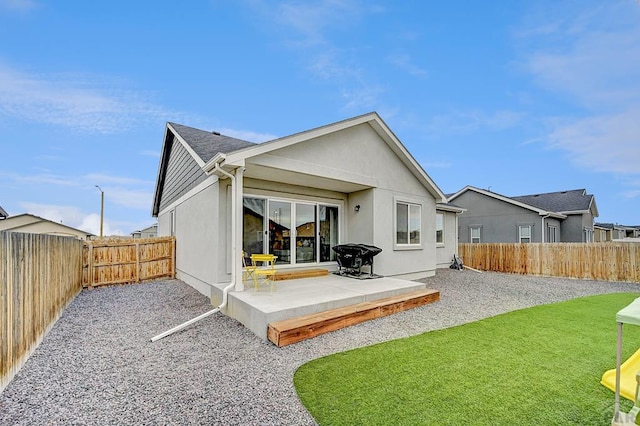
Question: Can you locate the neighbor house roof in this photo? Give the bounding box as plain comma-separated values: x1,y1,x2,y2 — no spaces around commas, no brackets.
0,213,94,239
0,205,7,219
448,186,566,219
511,189,598,216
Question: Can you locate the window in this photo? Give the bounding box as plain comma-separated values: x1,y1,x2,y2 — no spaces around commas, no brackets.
435,213,444,244
584,228,593,242
518,225,532,243
396,201,421,246
170,210,175,236
470,226,481,243
546,225,558,243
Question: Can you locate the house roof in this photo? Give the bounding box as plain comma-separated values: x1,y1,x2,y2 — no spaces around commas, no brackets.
0,205,7,219
511,189,598,216
167,122,256,164
448,186,567,219
0,213,94,238
153,112,447,216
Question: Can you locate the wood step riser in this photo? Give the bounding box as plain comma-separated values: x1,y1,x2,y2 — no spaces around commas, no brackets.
267,289,439,347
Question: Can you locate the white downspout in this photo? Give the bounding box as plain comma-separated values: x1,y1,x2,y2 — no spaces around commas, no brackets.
541,214,550,243
150,163,237,342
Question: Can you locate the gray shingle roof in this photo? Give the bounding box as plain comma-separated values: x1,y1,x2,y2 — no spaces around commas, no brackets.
168,122,256,163
512,189,593,213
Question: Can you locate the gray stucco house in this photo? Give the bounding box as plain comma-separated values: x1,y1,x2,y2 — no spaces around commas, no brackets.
449,186,598,243
151,112,462,299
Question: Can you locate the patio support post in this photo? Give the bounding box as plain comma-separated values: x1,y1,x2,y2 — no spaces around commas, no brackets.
233,166,244,292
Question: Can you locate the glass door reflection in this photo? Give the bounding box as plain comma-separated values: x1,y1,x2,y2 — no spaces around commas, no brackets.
269,201,291,264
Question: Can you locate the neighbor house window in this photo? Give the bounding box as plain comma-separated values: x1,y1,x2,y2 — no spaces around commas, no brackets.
518,225,532,243
470,226,481,243
396,201,421,246
547,225,558,243
436,213,444,245
584,228,593,242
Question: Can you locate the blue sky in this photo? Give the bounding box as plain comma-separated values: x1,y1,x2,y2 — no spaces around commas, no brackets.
1,0,639,235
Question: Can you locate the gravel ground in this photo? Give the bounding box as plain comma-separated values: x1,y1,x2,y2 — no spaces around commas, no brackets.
1,269,638,425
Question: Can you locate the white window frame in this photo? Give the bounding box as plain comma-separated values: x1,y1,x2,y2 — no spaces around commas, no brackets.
518,225,532,243
435,213,444,245
470,226,481,243
547,225,558,243
584,227,594,243
394,199,422,249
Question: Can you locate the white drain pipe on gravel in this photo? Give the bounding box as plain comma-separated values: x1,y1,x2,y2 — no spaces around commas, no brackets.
150,163,237,342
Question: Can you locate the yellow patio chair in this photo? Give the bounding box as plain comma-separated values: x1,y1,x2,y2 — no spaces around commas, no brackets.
242,251,257,283
250,254,278,292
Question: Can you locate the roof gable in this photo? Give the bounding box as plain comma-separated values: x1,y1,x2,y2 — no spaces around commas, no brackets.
0,205,7,219
205,112,446,201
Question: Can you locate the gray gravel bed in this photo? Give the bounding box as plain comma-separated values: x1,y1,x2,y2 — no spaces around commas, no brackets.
1,269,638,425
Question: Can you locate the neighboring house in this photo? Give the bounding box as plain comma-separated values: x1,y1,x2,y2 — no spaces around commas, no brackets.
131,224,158,239
0,205,7,220
597,223,640,240
449,186,598,243
594,223,627,241
152,112,460,299
594,223,612,242
0,213,94,240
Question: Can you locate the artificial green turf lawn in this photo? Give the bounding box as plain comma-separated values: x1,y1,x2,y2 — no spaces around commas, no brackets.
294,293,640,425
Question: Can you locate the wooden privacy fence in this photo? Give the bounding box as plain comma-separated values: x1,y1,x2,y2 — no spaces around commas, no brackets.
1,232,84,393
83,236,175,288
459,242,640,283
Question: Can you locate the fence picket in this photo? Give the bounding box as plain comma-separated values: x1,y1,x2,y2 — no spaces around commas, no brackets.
459,242,640,283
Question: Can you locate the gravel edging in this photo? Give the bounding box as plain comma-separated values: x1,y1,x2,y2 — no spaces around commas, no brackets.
1,269,638,425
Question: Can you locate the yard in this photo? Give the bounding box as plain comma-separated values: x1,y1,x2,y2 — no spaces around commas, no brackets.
1,269,638,425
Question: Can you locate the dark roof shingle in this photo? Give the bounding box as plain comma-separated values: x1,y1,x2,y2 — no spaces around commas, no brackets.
168,122,256,163
512,189,593,213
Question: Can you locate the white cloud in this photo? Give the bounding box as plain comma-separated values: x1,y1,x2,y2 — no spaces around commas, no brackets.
387,53,428,78
519,2,640,179
547,109,640,175
0,0,39,13
104,187,154,211
249,0,386,110
0,62,177,133
424,109,526,137
140,150,161,158
19,202,126,236
218,128,278,143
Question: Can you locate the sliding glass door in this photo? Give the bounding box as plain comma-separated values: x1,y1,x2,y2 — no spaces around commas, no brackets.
269,200,291,264
243,196,339,266
295,203,316,264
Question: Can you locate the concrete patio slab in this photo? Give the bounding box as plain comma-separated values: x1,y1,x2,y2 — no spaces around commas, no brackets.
214,274,429,340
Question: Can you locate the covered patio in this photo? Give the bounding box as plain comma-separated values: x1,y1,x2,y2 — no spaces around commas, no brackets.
215,272,440,344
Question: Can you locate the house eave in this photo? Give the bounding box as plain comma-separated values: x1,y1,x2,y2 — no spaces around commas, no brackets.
436,203,466,213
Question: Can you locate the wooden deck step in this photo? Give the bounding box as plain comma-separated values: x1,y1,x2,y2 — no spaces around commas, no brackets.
274,268,329,281
267,289,440,347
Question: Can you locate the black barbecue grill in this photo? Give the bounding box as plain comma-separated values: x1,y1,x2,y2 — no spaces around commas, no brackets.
332,243,382,278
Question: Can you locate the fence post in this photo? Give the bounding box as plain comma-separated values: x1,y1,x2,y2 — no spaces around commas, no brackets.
135,242,140,283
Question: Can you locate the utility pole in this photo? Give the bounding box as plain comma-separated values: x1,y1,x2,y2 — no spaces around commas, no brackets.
95,185,104,237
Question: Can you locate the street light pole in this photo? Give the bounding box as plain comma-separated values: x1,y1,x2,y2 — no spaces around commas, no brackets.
95,185,104,237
